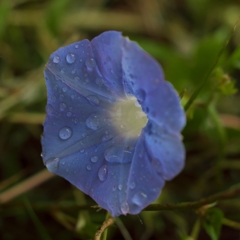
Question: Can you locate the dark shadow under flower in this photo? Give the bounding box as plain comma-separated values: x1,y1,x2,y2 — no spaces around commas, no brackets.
42,31,186,217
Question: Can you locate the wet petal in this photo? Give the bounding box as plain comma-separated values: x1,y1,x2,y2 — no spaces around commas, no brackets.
121,38,186,133
144,121,185,180
42,31,186,217
92,31,125,98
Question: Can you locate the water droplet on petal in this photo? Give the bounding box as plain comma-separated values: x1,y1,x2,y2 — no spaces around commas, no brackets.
46,158,60,173
85,58,96,70
51,95,56,102
98,165,108,181
86,114,100,130
46,104,54,114
60,103,67,111
66,53,75,64
136,88,146,104
86,164,92,171
91,156,98,163
59,127,72,140
129,182,136,189
132,192,148,206
104,146,131,163
87,95,99,106
80,149,85,153
53,56,60,63
62,87,67,92
121,202,129,215
74,76,80,82
67,112,72,117
75,44,79,49
118,184,123,191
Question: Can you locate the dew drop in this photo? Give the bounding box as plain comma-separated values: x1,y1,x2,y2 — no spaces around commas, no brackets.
46,104,54,114
66,53,75,64
87,95,99,106
136,88,146,104
67,112,72,117
98,165,108,181
59,127,72,140
51,95,56,102
132,192,148,206
118,184,123,191
129,182,136,189
91,156,98,163
46,158,60,173
74,76,80,82
104,146,122,163
62,87,67,92
60,103,67,111
53,56,60,63
86,114,100,130
86,164,92,171
75,44,79,49
121,202,129,215
85,58,96,70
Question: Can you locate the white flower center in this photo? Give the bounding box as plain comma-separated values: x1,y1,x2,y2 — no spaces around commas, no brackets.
111,96,147,138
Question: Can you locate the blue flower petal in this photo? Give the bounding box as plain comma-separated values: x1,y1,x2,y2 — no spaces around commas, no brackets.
42,31,186,217
121,38,186,133
91,31,126,98
144,121,185,180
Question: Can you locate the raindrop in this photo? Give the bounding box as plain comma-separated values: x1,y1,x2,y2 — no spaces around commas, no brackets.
86,114,101,130
60,103,67,111
105,146,122,163
118,184,123,191
62,87,67,92
132,192,148,206
53,56,60,63
75,44,79,49
91,156,99,163
74,76,80,82
67,112,72,117
102,134,112,142
98,165,108,181
80,149,85,153
121,202,129,215
129,182,136,189
86,164,92,171
46,104,54,114
66,53,75,64
46,158,60,173
87,95,99,106
85,58,96,70
51,95,56,102
59,127,72,140
136,88,146,104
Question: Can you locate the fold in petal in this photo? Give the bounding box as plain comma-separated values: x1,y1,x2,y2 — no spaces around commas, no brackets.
121,37,186,133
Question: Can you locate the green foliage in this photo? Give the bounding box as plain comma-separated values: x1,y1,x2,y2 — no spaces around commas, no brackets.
202,208,224,240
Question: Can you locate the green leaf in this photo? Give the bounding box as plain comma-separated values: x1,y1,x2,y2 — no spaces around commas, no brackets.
202,208,224,240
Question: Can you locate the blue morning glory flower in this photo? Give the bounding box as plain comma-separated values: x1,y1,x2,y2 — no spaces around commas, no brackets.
41,31,186,217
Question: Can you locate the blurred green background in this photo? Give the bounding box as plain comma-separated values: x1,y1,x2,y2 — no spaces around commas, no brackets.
0,0,240,239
